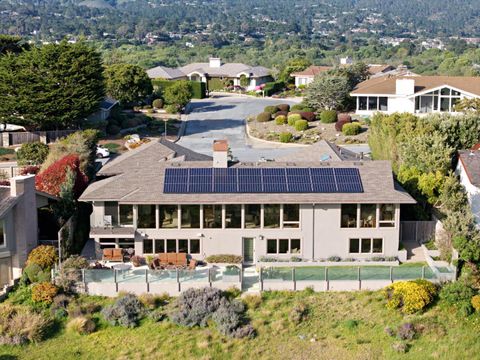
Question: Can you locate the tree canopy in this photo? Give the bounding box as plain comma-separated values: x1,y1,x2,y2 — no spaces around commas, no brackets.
0,40,105,130
304,75,350,111
104,63,152,105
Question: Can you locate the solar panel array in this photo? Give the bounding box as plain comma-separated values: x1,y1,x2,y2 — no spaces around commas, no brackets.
163,167,363,194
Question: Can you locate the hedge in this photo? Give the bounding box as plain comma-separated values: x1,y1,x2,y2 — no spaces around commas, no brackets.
275,115,287,125
263,81,284,96
152,79,205,99
287,114,302,126
264,105,279,115
294,120,308,131
279,132,293,143
257,112,272,122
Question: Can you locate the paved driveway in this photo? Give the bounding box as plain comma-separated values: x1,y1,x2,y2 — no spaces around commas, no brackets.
177,95,304,161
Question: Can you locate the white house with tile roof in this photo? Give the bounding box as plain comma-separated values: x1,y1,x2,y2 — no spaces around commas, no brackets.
456,149,480,227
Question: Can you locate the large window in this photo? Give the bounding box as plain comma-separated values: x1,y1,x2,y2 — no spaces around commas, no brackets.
137,205,156,228
244,204,260,228
416,88,461,113
379,204,395,227
225,205,241,228
358,96,388,112
147,238,200,254
119,205,133,226
349,238,383,254
104,202,118,226
266,238,301,254
360,204,376,228
181,205,200,228
98,238,134,250
159,205,178,228
203,205,222,228
264,204,280,228
341,204,357,228
283,204,300,228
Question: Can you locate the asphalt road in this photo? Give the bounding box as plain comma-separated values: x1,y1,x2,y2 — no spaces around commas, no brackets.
177,95,304,161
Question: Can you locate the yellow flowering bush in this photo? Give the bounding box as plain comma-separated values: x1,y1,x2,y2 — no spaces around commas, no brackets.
471,295,480,312
32,282,58,304
383,280,437,314
26,245,57,269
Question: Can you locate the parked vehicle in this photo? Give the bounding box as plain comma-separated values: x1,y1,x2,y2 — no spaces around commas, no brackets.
96,145,110,158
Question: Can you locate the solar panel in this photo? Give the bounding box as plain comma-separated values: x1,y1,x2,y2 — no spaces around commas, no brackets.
162,167,363,194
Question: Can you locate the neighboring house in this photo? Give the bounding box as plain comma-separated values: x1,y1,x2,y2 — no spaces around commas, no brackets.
0,175,56,290
79,139,414,264
455,150,480,227
291,64,395,88
88,97,119,122
146,58,273,91
351,76,480,116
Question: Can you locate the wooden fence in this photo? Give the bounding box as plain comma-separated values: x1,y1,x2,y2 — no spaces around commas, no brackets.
3,130,76,146
400,221,436,244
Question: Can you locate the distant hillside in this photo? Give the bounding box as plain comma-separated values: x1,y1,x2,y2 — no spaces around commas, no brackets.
78,0,113,9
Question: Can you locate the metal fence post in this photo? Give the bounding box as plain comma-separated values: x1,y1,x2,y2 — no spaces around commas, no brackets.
114,269,118,293
82,269,86,287
292,267,296,291
389,267,393,283
145,269,149,293
176,268,180,292
259,267,263,292
358,266,361,290
422,266,425,279
325,267,329,291
208,268,212,287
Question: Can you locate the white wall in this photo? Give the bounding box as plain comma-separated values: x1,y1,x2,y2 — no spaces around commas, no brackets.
456,160,480,227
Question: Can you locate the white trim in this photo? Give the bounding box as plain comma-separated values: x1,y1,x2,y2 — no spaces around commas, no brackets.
407,84,478,99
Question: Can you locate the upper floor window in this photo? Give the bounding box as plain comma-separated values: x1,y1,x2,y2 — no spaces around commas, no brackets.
203,205,222,228
104,201,118,226
181,205,200,229
341,204,357,228
360,204,376,228
283,204,300,228
137,205,155,228
159,205,178,228
0,220,4,247
379,204,395,227
225,205,242,228
244,204,260,228
264,204,280,228
119,205,133,226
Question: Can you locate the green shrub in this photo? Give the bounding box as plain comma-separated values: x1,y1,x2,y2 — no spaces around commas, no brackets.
291,104,305,111
342,122,362,135
101,293,145,328
471,295,480,312
275,115,287,125
17,142,49,166
205,254,242,264
152,98,164,109
24,264,51,284
191,81,206,99
27,245,57,270
106,124,121,135
277,104,290,112
256,112,272,122
274,111,288,118
440,281,475,315
320,110,337,123
294,119,308,131
279,132,293,143
383,280,437,314
287,114,302,126
164,104,180,114
264,105,279,115
62,255,90,270
0,304,52,344
242,294,262,310
66,316,96,335
289,302,309,325
31,282,58,305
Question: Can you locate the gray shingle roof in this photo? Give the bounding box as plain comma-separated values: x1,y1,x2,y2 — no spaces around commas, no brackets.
146,66,186,80
0,187,18,218
179,62,270,78
276,141,366,162
81,157,415,204
97,138,212,177
459,150,480,187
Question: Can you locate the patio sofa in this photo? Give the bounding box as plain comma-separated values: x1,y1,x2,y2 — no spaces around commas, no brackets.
150,253,197,269
102,248,123,262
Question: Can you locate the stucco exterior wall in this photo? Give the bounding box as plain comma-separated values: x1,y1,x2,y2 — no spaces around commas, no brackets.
90,203,401,262
456,160,480,227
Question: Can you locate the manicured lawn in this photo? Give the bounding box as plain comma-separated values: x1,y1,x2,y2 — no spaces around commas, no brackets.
1,290,479,359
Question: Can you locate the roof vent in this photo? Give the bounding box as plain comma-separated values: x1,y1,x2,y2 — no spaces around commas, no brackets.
354,162,364,166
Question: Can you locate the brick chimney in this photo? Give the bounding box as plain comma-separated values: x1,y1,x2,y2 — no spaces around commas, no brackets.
213,140,228,168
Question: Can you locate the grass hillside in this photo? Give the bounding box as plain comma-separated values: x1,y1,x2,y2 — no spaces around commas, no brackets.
1,290,479,360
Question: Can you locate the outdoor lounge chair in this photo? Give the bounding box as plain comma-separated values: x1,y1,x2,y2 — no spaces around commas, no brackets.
176,253,187,266
102,248,113,261
111,248,123,262
158,253,168,266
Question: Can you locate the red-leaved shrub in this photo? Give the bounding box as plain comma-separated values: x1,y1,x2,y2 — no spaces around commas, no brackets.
35,154,88,197
20,165,40,176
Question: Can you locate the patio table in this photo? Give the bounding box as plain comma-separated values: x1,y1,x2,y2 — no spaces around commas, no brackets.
112,263,132,279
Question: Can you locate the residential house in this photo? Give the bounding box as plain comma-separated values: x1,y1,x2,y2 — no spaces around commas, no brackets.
79,139,414,264
455,149,480,227
351,76,480,116
291,63,395,88
0,175,56,290
146,58,273,91
88,97,119,122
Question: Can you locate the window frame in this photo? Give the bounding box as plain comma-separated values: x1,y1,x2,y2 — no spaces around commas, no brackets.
348,237,384,254
282,204,300,228
137,204,156,229
341,204,358,228
144,238,201,255
266,238,302,255
379,204,396,228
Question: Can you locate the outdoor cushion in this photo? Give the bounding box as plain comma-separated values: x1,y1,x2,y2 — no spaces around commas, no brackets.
159,253,168,264
103,248,113,258
176,253,187,265
167,253,177,264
